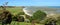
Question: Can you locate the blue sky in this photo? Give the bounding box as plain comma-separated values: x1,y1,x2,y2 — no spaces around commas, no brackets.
0,0,60,6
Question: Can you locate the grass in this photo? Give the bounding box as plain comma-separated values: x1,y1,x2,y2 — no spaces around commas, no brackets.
0,21,44,25
11,21,44,25
0,7,23,15
11,21,31,25
6,7,23,15
0,21,60,25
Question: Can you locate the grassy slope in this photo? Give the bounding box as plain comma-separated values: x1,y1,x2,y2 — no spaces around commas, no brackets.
10,21,43,25
0,21,43,25
0,7,60,25
6,7,23,15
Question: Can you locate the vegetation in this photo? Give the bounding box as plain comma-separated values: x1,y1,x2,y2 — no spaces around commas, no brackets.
30,10,47,25
0,6,60,25
32,10,46,21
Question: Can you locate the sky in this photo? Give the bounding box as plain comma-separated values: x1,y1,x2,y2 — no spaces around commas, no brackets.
0,0,60,6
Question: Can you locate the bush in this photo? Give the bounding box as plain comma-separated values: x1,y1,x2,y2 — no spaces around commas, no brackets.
12,15,24,22
17,12,25,15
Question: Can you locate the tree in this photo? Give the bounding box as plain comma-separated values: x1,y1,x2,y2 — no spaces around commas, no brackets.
32,10,46,21
31,10,47,25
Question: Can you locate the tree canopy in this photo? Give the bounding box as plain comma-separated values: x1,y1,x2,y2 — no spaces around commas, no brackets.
32,10,47,21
